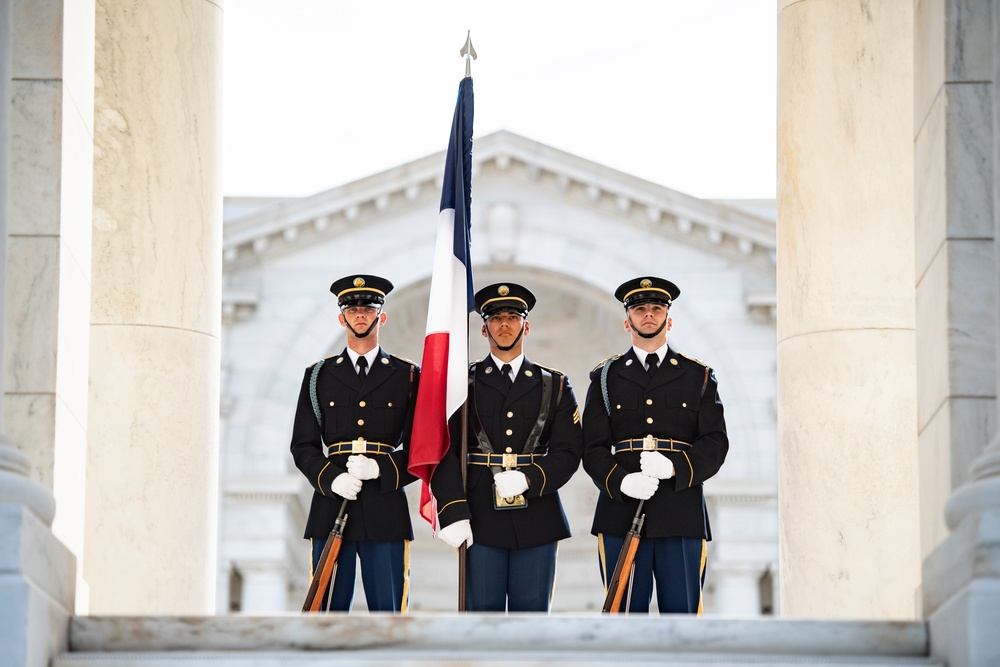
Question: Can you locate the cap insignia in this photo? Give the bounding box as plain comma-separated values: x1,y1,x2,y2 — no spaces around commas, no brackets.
498,285,510,296
640,279,652,288
353,277,365,287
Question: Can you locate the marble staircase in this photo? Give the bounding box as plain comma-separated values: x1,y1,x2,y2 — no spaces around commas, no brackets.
54,615,943,666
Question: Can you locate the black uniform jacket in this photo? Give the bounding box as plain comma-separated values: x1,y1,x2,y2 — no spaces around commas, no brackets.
433,358,584,549
582,347,728,540
290,347,419,542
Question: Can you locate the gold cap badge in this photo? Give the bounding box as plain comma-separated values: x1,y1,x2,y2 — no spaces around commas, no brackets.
498,285,510,296
640,279,652,288
353,277,365,287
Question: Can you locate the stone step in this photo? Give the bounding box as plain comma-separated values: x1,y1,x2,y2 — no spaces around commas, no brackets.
54,615,943,667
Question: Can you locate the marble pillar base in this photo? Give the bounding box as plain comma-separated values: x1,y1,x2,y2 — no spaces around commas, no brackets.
0,505,76,667
923,508,1000,667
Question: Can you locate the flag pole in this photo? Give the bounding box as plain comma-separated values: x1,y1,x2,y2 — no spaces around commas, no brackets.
456,31,476,613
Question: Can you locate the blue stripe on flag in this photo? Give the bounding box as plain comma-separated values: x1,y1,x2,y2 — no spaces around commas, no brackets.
440,77,475,312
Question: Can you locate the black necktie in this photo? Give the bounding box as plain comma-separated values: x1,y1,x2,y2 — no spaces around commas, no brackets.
357,356,368,380
500,363,513,386
646,353,659,377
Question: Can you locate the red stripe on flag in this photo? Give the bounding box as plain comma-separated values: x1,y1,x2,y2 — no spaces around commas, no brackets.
409,331,450,485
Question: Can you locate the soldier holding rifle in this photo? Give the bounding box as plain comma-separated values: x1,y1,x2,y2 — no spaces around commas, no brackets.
432,283,584,611
290,274,419,612
583,276,729,614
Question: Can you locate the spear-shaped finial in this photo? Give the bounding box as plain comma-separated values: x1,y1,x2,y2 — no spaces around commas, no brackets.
460,31,477,78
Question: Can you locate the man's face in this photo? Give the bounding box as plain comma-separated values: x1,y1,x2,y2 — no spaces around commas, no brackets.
625,302,671,340
339,304,385,336
482,311,529,351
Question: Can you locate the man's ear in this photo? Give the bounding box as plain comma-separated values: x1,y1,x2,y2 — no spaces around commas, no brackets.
666,316,672,331
623,317,631,333
338,313,346,328
481,324,488,338
379,311,388,326
523,321,531,336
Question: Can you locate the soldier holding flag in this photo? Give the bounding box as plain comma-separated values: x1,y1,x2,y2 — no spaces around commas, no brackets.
431,283,584,612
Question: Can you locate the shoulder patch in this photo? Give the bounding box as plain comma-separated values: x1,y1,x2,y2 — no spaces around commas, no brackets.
591,353,623,373
532,362,565,376
388,353,418,368
677,351,709,368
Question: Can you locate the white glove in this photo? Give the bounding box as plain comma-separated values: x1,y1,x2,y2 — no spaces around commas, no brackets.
330,472,362,500
640,451,676,480
347,454,380,480
620,472,659,500
436,519,474,548
493,470,529,498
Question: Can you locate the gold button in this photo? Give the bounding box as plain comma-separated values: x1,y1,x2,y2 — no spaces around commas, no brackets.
388,402,393,407
525,370,533,377
505,447,512,453
625,359,633,366
357,419,364,426
670,358,678,366
359,400,366,407
646,417,653,424
682,402,687,408
646,399,653,405
616,404,621,410
506,429,513,436
336,357,344,364
381,357,389,364
329,401,335,407
507,411,514,418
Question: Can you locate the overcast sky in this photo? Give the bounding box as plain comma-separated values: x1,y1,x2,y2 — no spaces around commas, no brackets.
222,1,776,200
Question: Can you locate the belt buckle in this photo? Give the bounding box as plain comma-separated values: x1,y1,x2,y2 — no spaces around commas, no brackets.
351,437,367,454
642,435,658,451
502,452,518,469
493,485,528,510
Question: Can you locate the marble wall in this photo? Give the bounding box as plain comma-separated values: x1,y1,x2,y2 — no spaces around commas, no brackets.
914,0,998,559
2,0,95,605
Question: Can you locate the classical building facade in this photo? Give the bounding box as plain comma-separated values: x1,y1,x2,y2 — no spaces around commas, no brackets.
218,130,779,613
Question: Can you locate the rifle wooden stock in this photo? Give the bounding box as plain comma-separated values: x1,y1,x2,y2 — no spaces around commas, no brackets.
602,499,645,614
302,498,349,612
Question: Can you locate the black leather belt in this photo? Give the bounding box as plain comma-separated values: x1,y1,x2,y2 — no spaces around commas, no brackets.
613,436,691,455
467,453,539,468
327,439,394,456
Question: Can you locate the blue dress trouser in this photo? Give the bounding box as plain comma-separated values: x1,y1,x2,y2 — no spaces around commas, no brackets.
310,538,409,612
598,534,706,614
465,542,558,612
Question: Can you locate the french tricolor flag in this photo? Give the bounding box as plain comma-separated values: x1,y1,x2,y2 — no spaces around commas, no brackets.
408,77,474,528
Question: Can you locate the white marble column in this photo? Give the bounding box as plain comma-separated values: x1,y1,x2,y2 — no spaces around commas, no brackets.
85,0,223,614
776,1,922,617
918,2,1000,666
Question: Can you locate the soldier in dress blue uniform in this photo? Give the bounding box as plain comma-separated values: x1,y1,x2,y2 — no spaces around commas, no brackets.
431,283,584,612
290,274,419,612
583,276,729,614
